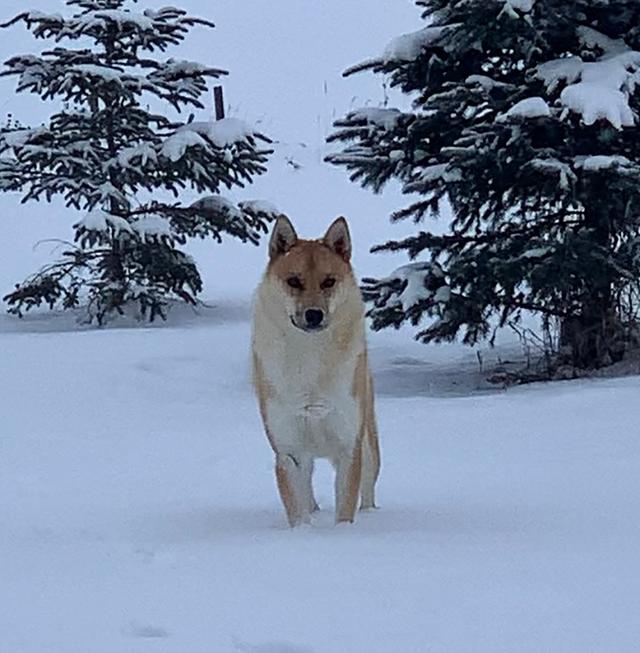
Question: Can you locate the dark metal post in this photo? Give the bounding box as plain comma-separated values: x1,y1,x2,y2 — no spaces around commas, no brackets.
213,86,225,121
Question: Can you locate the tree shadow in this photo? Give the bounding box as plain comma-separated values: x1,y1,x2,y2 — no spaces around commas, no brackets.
372,352,503,398
0,297,252,335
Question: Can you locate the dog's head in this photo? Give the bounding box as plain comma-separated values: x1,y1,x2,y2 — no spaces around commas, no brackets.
267,216,356,332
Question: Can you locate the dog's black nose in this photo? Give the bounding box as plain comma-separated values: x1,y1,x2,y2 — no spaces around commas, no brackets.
304,309,324,329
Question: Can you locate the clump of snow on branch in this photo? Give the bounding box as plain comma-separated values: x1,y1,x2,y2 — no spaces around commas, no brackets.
117,143,157,168
527,158,576,190
190,195,242,221
383,24,459,63
575,155,635,171
560,83,634,130
158,117,259,163
161,130,208,162
189,196,282,243
76,208,110,233
343,23,460,74
501,0,535,19
537,27,640,130
75,209,174,242
238,199,281,216
364,262,448,314
465,75,510,90
131,214,174,242
343,108,403,131
181,118,255,148
497,97,551,122
404,163,462,193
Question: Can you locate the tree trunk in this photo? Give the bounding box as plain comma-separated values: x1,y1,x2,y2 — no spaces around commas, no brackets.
559,195,623,368
560,298,623,369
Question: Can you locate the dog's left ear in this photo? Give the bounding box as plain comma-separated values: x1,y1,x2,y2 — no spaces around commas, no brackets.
323,217,351,261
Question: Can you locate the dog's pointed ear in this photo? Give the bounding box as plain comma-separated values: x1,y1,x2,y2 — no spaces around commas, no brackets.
269,216,298,260
323,217,351,261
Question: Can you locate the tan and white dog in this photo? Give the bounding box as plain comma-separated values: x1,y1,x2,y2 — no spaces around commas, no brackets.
252,216,380,527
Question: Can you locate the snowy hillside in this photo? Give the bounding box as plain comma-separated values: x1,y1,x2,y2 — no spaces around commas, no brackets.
2,2,640,652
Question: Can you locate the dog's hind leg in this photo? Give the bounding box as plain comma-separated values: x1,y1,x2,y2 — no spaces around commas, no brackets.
360,396,380,510
360,432,380,511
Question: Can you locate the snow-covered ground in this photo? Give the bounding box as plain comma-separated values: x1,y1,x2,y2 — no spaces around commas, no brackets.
2,2,640,652
2,303,640,653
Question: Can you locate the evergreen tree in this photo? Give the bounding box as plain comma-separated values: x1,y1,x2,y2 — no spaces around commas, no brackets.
328,0,640,369
0,0,277,323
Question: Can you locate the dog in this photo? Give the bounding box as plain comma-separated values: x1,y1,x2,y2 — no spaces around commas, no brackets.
252,216,380,527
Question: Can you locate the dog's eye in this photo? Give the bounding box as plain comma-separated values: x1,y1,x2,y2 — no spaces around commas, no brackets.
320,277,336,290
287,276,303,290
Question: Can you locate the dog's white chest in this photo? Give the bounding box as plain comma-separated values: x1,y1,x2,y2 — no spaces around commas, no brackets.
261,341,360,458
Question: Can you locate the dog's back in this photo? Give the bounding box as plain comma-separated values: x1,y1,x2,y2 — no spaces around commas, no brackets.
252,216,380,526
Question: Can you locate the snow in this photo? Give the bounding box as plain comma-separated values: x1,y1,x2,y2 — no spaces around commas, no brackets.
208,117,254,147
161,130,208,162
76,210,175,242
108,215,135,236
577,26,628,56
432,285,451,303
76,207,108,232
373,261,445,312
238,199,282,216
536,57,584,94
498,96,551,121
117,143,158,168
178,118,255,148
347,107,403,131
404,162,462,191
81,9,155,32
132,214,174,241
501,0,535,18
528,158,576,189
465,74,509,90
160,59,212,77
521,246,551,258
560,82,634,129
536,33,640,130
416,163,449,181
25,11,64,23
2,2,640,651
383,24,455,62
76,209,137,237
191,194,243,220
0,127,40,149
575,155,633,171
73,63,129,81
2,302,640,653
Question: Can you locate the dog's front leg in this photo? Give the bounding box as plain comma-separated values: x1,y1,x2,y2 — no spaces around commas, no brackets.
261,395,312,528
275,451,313,528
331,403,363,524
335,444,363,523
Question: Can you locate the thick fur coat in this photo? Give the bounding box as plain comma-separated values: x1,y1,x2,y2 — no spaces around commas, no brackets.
252,217,380,526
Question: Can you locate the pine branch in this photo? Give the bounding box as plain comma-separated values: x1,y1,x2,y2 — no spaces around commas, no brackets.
1,0,273,323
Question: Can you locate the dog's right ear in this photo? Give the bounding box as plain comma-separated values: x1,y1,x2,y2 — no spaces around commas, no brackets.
269,216,298,260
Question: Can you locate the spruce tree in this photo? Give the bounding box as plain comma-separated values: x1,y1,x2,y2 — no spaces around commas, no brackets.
0,0,276,323
328,0,640,369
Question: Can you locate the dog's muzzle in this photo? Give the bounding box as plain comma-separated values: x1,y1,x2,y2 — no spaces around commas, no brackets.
291,308,327,332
